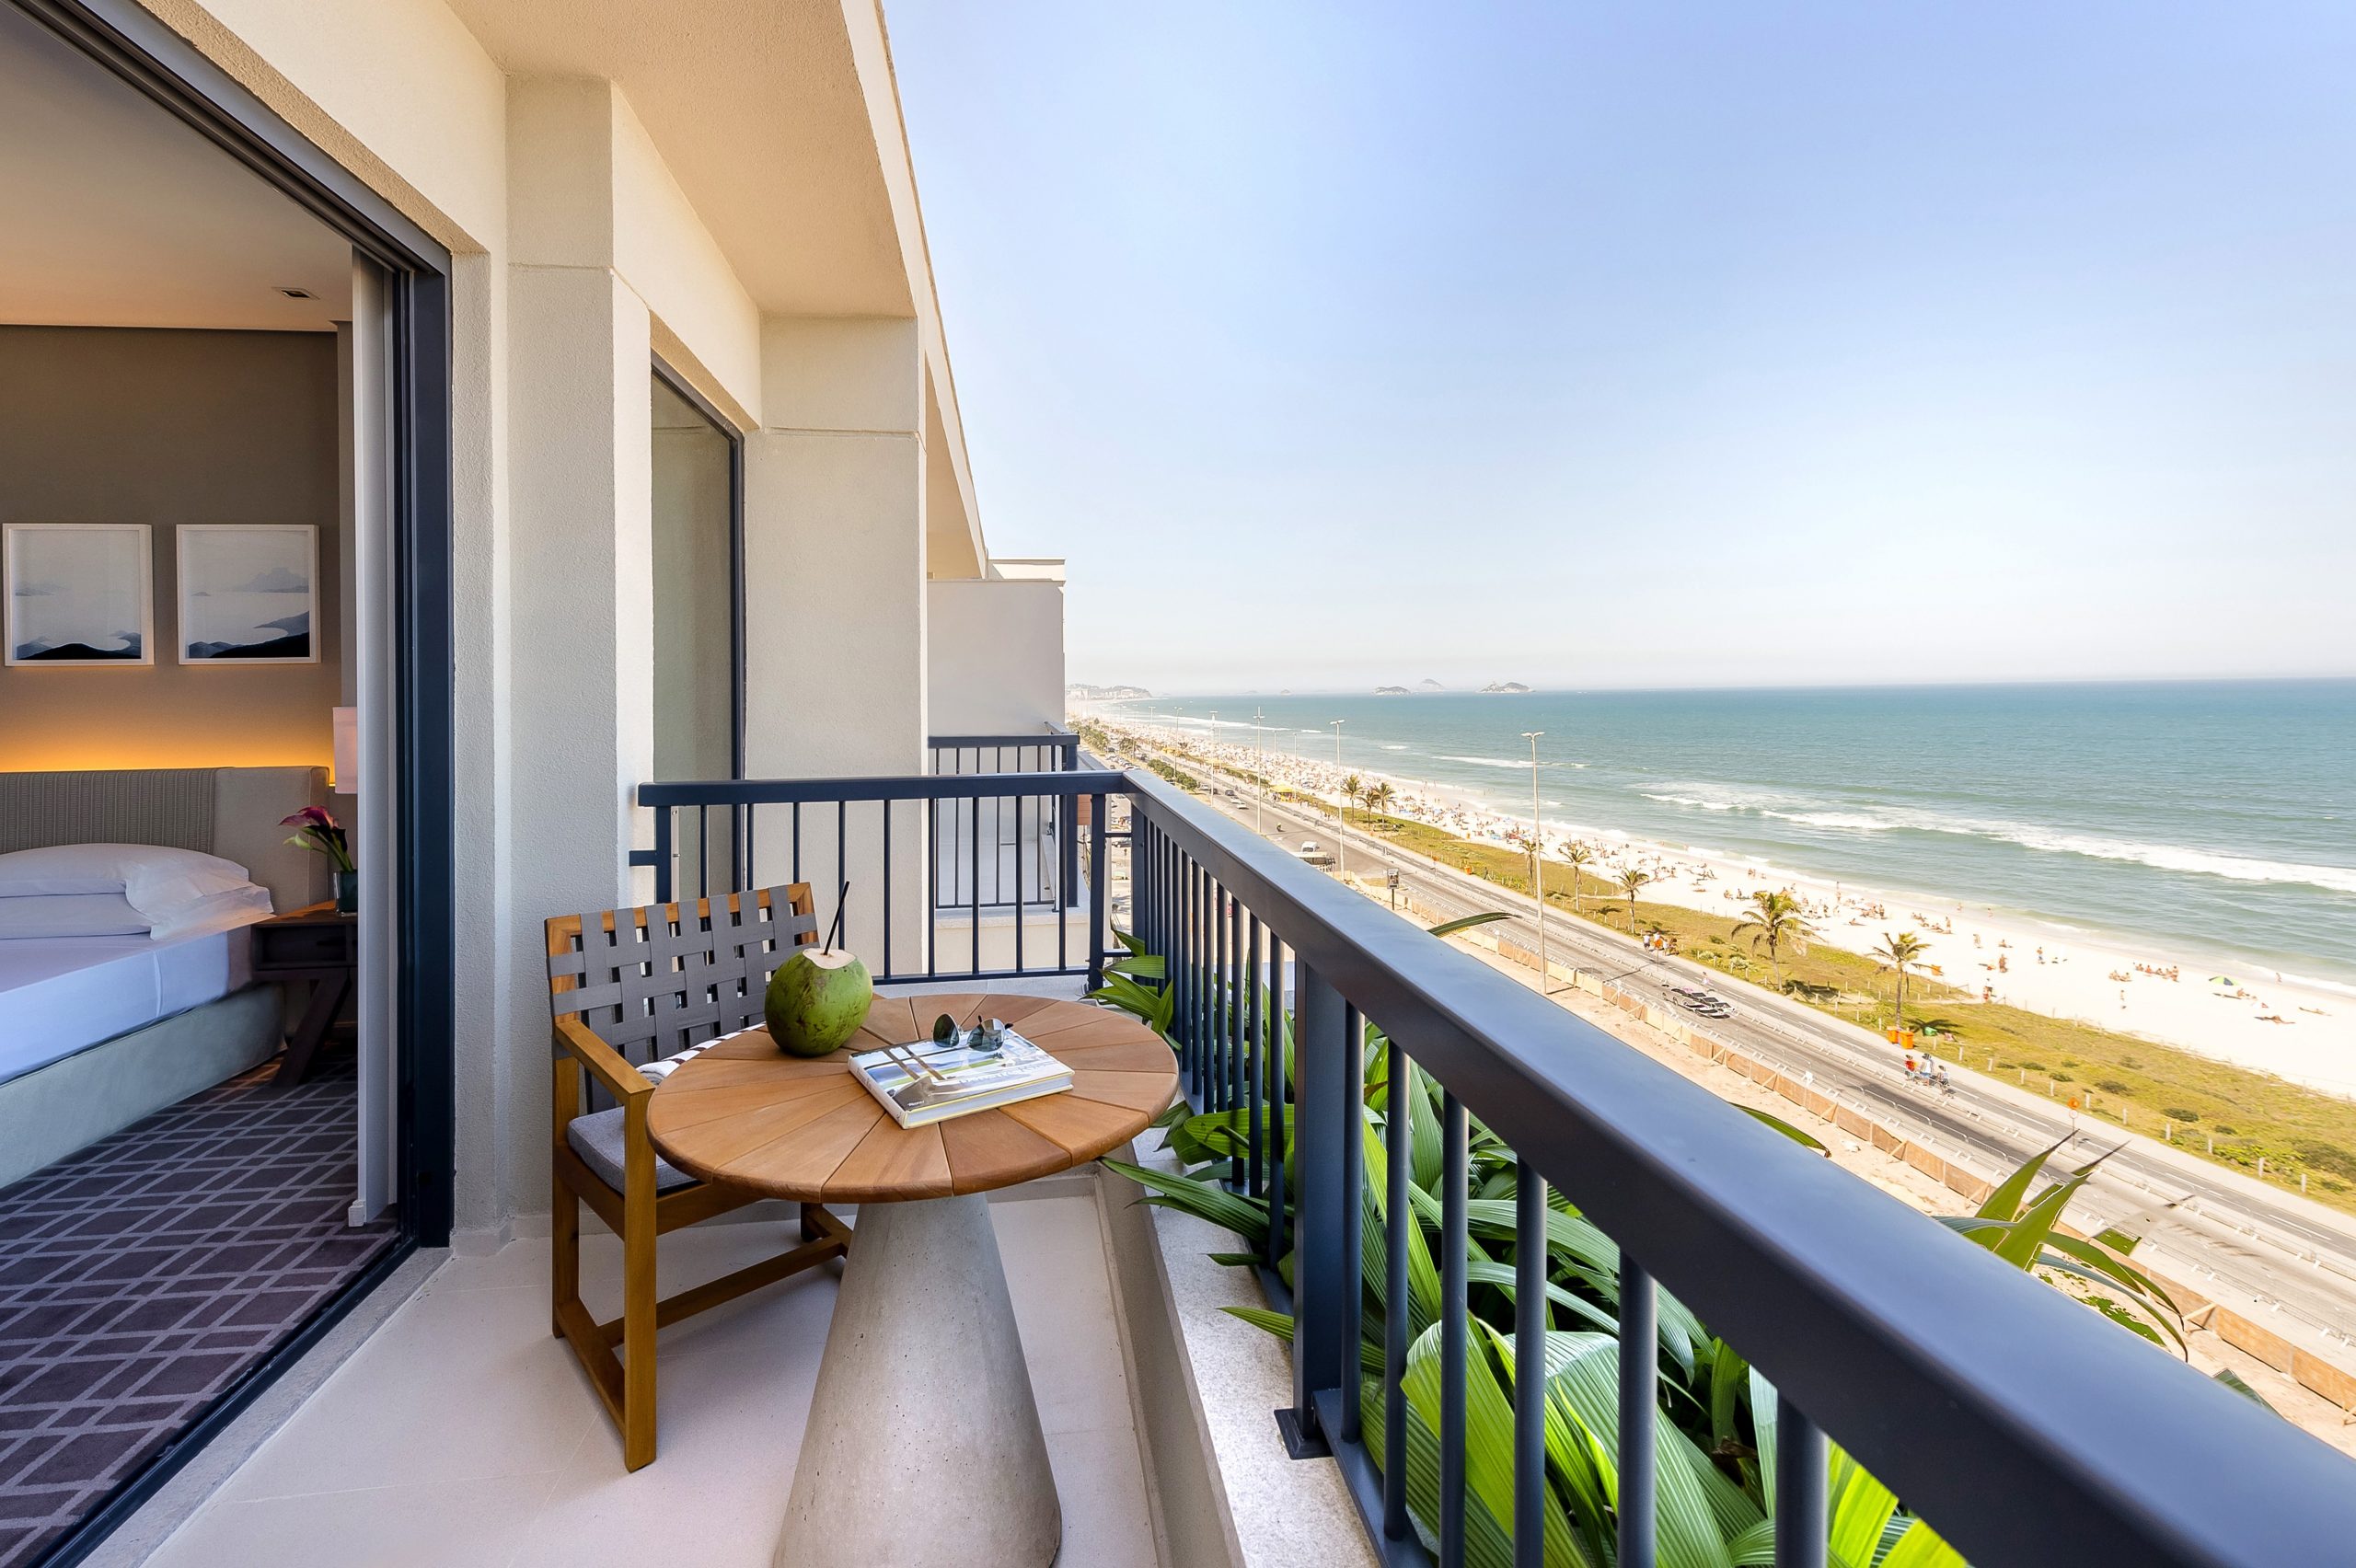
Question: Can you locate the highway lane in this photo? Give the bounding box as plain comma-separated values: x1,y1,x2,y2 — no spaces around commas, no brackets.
1138,753,2356,1350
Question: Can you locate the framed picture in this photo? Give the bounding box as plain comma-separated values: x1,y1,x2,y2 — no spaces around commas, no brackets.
3,523,154,666
176,524,319,663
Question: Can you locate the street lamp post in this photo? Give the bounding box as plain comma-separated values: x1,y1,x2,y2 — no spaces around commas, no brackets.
1328,719,1346,882
1523,730,1549,992
1252,708,1266,835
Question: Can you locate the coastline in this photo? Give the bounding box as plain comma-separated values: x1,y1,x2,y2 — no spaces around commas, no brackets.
1091,711,2356,1096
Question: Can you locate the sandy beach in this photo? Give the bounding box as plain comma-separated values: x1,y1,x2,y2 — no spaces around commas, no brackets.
1095,714,2356,1095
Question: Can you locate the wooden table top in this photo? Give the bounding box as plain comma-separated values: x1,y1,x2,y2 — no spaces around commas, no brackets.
646,993,1180,1205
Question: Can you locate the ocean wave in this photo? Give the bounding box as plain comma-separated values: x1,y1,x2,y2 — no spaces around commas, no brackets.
1643,791,1736,812
1438,754,1533,769
1977,826,2356,895
1381,744,1409,751
1635,783,2356,894
1771,810,1894,831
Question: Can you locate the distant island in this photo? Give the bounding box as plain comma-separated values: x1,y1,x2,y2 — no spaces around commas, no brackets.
1068,682,1150,701
1418,678,1445,691
1481,681,1531,694
1374,685,1409,696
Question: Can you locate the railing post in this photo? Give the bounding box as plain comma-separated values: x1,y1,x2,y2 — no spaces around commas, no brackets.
1282,959,1348,1458
1777,1399,1828,1568
652,805,673,905
1061,778,1082,910
1086,793,1107,991
1619,1257,1658,1568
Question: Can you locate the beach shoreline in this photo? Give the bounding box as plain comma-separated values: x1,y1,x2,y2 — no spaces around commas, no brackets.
1089,711,2356,1096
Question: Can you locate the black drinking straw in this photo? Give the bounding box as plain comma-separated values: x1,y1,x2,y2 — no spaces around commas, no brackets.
821,880,849,954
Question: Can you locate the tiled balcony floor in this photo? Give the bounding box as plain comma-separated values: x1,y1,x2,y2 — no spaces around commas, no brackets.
133,1192,1159,1567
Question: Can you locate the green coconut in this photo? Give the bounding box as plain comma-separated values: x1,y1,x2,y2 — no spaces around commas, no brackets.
764,947,873,1057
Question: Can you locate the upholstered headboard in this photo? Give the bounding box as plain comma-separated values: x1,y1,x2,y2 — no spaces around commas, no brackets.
0,767,330,912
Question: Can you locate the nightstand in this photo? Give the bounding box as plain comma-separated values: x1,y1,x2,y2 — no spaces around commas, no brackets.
251,900,357,1086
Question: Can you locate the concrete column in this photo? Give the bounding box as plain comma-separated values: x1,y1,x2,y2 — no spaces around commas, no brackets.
745,317,928,969
501,78,655,1213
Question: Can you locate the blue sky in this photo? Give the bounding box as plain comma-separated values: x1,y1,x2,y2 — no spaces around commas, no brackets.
891,2,2356,694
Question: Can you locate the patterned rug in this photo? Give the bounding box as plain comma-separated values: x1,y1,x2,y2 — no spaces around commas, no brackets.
0,1052,394,1568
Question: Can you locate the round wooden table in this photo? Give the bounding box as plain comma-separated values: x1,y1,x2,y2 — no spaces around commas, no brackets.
649,992,1177,1568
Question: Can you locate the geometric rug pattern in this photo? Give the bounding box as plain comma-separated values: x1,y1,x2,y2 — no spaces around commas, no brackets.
0,1053,394,1568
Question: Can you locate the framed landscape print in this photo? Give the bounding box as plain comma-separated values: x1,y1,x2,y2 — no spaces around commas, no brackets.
176,525,319,663
3,524,154,666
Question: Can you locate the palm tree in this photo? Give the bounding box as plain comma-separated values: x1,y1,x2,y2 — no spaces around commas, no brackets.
1613,865,1653,935
1872,929,1931,1032
1365,780,1394,819
1731,888,1816,988
1558,840,1596,913
1340,773,1362,828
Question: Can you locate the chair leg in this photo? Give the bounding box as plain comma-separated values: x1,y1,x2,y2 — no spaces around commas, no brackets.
800,1203,826,1243
620,1150,659,1470
552,1176,581,1340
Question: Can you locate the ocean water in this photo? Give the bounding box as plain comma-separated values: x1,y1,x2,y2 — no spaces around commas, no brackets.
1106,681,2356,988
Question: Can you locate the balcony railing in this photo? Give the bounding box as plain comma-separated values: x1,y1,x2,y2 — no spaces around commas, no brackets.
929,726,1084,908
639,767,1122,986
636,765,2356,1567
928,722,1081,777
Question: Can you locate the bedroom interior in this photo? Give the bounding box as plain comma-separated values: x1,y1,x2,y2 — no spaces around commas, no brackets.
0,8,407,1561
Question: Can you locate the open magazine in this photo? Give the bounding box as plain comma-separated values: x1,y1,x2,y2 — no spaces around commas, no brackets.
847,1029,1072,1129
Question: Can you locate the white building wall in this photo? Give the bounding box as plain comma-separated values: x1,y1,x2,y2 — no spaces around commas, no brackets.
927,578,1067,737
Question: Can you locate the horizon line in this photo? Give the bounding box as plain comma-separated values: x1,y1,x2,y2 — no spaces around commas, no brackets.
1075,671,2356,700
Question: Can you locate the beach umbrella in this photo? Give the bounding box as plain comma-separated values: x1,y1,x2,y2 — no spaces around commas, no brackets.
2209,975,2235,985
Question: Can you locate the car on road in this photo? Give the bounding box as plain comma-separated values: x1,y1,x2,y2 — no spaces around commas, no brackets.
1664,984,1734,1019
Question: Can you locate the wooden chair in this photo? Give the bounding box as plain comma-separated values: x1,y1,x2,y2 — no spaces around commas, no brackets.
544,883,853,1470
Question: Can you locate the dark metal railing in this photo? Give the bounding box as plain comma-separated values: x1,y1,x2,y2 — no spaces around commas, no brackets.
637,768,1123,987
1124,767,2356,1568
927,723,1081,777
928,726,1083,909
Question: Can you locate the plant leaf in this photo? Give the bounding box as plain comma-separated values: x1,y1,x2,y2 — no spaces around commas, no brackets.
1975,1131,2071,1223
1428,911,1513,938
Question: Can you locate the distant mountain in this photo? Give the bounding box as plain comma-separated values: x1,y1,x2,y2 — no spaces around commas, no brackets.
1418,678,1445,691
1373,685,1409,696
188,631,308,660
1068,682,1150,701
14,634,141,661
1481,680,1531,694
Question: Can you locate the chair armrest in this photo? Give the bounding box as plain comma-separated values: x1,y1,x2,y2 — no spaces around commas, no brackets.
553,1014,653,1104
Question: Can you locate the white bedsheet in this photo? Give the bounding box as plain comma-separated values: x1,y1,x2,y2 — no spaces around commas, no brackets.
0,915,261,1084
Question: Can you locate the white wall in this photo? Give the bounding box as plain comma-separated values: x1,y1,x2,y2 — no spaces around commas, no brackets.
927,578,1067,737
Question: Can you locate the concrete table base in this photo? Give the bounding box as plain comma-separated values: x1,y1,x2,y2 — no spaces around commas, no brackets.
776,1193,1061,1568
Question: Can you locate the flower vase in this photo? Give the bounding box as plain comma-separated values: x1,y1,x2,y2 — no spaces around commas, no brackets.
335,869,358,915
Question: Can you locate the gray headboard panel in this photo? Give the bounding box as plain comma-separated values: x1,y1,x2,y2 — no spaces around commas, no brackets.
0,767,329,912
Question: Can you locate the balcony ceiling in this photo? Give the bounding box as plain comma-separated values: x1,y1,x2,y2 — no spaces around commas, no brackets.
443,0,913,318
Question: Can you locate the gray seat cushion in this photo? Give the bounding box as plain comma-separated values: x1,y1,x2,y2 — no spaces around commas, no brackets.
566,1107,698,1193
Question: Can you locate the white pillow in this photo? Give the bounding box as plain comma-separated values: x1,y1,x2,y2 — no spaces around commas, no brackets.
0,893,153,940
0,844,266,935
147,882,275,940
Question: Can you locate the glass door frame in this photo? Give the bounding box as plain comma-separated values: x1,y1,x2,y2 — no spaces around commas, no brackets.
12,1,456,1559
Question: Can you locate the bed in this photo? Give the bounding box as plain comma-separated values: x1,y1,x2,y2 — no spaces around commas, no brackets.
0,766,329,1188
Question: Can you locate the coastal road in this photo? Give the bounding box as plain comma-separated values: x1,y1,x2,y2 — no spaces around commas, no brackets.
1132,745,2356,1351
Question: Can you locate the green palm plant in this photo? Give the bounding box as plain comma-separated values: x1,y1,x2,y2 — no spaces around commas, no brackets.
1870,931,1931,1032
1732,889,1817,988
1556,840,1596,913
1367,780,1397,818
1091,926,1960,1568
1613,865,1654,935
